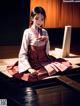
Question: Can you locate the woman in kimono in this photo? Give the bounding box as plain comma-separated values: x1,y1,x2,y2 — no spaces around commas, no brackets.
7,6,72,82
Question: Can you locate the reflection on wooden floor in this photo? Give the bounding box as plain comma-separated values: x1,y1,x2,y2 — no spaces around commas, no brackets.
0,80,80,106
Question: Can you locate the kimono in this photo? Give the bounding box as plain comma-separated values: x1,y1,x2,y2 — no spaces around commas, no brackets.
7,28,72,82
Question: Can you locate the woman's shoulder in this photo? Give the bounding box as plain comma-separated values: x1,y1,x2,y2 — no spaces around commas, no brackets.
23,28,32,39
42,28,48,35
42,28,47,31
24,28,31,34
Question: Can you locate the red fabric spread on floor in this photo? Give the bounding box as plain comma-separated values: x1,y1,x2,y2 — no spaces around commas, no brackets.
6,45,72,82
6,58,72,82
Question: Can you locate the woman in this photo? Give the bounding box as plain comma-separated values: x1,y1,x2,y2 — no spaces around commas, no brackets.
7,6,72,82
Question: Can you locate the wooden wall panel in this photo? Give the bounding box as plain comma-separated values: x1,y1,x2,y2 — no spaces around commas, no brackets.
30,0,80,28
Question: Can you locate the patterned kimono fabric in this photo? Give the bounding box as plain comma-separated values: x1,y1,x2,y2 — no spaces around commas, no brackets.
7,29,72,82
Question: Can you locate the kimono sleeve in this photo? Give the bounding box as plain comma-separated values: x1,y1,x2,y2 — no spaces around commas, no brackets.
18,29,32,73
45,31,50,55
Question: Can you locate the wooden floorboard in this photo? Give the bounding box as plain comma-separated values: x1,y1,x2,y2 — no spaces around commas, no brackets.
57,75,80,92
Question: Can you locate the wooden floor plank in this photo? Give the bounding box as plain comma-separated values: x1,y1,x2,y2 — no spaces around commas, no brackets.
57,75,80,92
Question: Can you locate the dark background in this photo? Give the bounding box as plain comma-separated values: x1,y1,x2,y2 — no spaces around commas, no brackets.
0,0,30,45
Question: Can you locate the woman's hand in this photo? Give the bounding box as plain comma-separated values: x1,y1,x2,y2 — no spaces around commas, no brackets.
28,68,37,75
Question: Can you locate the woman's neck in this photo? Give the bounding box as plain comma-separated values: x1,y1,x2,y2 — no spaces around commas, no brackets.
31,25,42,36
31,25,42,31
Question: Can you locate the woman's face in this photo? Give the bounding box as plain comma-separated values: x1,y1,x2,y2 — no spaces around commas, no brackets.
32,13,44,28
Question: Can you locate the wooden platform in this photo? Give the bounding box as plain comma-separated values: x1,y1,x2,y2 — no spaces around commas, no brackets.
0,48,80,92
0,49,80,78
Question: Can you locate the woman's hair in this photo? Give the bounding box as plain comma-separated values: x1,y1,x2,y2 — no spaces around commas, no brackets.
30,6,46,26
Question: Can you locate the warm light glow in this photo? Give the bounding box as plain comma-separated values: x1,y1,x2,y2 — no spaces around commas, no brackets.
30,0,80,28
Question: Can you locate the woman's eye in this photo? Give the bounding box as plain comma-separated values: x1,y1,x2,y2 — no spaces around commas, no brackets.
35,17,44,21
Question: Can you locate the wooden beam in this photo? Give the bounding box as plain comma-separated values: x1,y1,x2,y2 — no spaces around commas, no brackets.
62,26,72,57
